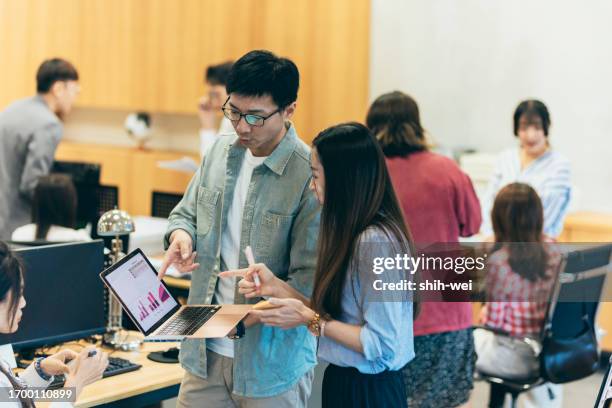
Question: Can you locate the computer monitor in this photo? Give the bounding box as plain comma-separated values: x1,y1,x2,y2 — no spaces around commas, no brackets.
0,241,107,352
51,160,101,229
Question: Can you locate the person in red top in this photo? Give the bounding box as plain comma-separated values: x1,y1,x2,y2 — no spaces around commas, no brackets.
476,183,562,407
366,91,482,408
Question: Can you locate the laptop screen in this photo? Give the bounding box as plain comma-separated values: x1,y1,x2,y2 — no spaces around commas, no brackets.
103,250,180,333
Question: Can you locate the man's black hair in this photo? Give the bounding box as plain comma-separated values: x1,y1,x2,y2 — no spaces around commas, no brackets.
36,58,79,93
205,61,233,86
226,50,299,109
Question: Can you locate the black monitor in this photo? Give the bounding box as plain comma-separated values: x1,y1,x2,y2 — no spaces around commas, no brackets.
0,241,107,352
51,160,101,229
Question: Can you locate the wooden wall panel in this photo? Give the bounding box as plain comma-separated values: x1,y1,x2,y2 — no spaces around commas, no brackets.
0,0,370,144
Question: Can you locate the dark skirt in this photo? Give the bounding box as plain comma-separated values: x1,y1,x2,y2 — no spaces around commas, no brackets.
403,328,476,408
322,364,407,408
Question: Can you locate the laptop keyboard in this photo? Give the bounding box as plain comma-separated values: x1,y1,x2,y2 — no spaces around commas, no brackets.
157,306,222,336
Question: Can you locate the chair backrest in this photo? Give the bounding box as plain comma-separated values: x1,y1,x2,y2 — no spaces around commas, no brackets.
595,355,612,408
543,245,612,340
95,185,119,218
90,185,128,252
151,191,183,218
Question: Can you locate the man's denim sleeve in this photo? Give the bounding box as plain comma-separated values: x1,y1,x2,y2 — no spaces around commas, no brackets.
164,167,201,250
287,179,321,297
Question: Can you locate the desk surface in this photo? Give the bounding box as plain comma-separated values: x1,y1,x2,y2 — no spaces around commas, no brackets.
77,341,184,407
33,337,184,408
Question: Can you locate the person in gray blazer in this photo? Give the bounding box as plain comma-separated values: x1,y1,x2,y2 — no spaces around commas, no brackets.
0,58,80,240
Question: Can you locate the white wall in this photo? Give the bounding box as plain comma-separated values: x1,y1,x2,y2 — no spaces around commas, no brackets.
371,0,612,212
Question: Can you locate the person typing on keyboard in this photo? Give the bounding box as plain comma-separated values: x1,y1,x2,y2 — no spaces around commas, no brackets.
0,241,109,407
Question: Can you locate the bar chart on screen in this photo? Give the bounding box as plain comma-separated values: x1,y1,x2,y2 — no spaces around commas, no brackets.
106,252,179,331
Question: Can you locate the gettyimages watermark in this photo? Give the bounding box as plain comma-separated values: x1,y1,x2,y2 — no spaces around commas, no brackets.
359,242,611,303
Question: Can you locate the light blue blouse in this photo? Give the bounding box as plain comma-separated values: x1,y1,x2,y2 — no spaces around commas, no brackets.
482,148,572,238
317,226,415,374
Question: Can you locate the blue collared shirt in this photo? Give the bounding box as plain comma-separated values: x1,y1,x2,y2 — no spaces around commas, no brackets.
317,226,415,373
165,124,320,397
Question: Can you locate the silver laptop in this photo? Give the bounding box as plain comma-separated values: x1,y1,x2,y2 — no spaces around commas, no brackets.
100,248,251,341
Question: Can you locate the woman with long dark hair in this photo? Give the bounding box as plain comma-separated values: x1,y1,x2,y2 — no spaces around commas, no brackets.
0,241,108,407
367,91,482,408
221,122,416,407
11,174,90,242
476,183,561,407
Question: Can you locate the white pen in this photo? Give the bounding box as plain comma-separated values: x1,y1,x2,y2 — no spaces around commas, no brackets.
243,246,261,288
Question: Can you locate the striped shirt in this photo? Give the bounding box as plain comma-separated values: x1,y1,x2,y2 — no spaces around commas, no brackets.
481,148,572,238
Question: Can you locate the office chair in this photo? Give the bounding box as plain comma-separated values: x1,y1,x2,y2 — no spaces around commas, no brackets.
476,244,612,408
151,191,183,218
95,184,119,216
595,355,612,408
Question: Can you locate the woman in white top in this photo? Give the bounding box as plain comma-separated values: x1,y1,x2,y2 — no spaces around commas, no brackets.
11,174,90,243
0,241,107,407
482,99,571,238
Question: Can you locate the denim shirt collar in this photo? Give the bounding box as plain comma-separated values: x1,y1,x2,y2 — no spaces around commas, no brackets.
228,122,298,176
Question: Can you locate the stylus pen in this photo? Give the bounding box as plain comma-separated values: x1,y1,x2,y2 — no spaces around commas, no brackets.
243,246,261,289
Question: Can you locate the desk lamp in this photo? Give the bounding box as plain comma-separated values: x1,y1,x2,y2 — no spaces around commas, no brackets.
97,208,142,350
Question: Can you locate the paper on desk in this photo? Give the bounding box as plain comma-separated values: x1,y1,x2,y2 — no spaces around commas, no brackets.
157,156,199,173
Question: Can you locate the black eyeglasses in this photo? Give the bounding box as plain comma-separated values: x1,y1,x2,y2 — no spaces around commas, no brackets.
221,97,281,127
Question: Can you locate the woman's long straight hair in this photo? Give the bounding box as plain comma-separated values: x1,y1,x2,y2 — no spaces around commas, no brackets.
32,174,77,240
492,183,549,281
310,122,417,319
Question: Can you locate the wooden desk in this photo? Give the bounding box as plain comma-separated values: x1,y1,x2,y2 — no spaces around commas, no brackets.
559,211,612,242
34,338,184,407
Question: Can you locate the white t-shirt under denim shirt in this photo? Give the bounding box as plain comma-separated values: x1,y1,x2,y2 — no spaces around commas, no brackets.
207,148,267,358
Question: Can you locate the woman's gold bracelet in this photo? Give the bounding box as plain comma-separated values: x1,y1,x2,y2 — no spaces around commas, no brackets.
307,312,321,336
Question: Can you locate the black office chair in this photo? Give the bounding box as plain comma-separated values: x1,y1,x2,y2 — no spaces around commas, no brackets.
476,244,612,408
89,185,129,257
596,355,612,408
151,191,183,218
94,184,119,216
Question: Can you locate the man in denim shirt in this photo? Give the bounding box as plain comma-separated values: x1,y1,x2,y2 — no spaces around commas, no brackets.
158,50,320,407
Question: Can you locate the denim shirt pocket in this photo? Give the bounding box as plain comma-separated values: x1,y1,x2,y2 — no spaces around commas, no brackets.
254,210,295,261
196,186,220,236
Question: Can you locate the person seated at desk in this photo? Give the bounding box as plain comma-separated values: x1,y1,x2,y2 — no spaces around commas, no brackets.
475,183,561,407
0,241,108,407
11,174,90,242
481,99,571,239
198,61,235,159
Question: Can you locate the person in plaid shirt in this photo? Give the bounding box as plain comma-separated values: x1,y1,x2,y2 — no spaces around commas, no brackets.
483,241,560,337
475,182,563,407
